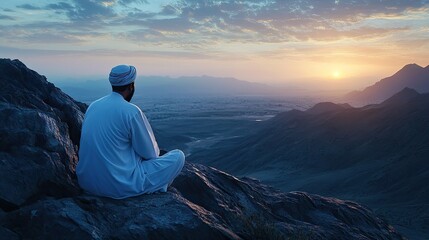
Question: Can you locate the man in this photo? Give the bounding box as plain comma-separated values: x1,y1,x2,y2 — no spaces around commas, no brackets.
76,64,185,199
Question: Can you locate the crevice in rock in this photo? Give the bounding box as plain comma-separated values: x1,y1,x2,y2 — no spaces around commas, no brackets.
7,180,83,213
0,198,19,212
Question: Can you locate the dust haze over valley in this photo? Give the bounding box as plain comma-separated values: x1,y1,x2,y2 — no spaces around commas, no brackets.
59,64,429,239
56,75,317,156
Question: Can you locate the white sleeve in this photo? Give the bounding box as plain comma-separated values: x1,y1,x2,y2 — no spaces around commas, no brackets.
130,110,160,160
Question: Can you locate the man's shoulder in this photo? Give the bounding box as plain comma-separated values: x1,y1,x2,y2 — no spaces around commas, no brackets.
87,96,106,110
123,102,142,115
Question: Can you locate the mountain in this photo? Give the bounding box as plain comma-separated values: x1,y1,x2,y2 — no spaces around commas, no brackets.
306,102,352,115
379,87,420,107
57,75,282,102
344,63,429,105
0,59,404,239
190,87,429,239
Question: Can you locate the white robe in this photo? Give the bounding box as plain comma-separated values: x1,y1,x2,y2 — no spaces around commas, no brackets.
76,92,185,199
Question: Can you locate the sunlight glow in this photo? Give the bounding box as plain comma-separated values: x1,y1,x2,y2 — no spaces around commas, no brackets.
332,70,342,79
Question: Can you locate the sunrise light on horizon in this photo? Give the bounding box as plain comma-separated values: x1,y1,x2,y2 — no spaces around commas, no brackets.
1,0,428,90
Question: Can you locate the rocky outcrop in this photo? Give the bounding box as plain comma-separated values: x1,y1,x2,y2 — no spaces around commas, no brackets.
0,59,404,239
0,59,87,210
2,164,403,239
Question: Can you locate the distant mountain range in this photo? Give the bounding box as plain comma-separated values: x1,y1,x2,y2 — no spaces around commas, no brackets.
57,75,282,102
344,63,429,105
190,87,429,238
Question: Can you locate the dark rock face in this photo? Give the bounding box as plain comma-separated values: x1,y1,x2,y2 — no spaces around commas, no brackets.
0,58,404,239
0,59,87,210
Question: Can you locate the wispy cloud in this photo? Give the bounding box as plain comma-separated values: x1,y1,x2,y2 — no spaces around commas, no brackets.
16,4,42,10
2,8,15,12
3,0,428,45
118,0,148,6
49,0,116,22
0,14,15,20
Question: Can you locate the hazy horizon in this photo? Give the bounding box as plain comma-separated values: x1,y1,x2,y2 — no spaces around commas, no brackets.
50,72,376,99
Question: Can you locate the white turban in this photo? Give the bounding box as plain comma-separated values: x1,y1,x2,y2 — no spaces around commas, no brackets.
109,65,137,86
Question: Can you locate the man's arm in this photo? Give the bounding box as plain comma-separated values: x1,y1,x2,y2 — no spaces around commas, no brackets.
130,110,160,160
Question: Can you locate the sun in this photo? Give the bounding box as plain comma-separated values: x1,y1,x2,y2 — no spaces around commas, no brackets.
332,70,341,79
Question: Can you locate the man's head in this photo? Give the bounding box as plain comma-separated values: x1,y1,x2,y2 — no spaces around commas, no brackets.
109,65,137,102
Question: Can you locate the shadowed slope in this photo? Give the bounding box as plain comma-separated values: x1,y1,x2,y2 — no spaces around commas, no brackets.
190,87,429,238
344,63,429,105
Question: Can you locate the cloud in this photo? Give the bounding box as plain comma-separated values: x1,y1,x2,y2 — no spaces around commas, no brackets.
21,32,87,44
101,0,428,46
44,0,116,24
118,0,148,5
2,0,428,49
0,22,106,46
143,17,195,33
159,0,429,43
160,4,180,15
43,0,149,24
46,2,74,11
68,0,117,21
0,45,212,60
0,14,14,20
3,8,15,12
286,26,410,42
16,4,42,10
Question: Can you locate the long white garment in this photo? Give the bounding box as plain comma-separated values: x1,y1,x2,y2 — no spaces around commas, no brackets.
76,92,185,199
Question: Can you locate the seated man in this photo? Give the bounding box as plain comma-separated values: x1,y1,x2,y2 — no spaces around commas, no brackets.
76,64,185,199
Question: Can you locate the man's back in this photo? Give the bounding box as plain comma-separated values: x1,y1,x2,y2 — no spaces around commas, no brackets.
77,64,184,199
77,92,159,198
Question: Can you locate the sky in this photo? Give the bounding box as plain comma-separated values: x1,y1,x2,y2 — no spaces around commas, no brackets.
1,0,428,91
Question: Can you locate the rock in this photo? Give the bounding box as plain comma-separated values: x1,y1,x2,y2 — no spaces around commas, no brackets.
0,59,404,239
0,226,19,240
0,59,86,209
2,163,403,239
2,189,237,240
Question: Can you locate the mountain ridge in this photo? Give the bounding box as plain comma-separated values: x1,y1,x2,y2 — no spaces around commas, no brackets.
380,87,420,107
306,102,353,115
344,63,429,105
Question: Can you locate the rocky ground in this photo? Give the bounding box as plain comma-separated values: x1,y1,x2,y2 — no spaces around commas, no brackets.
0,59,404,239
